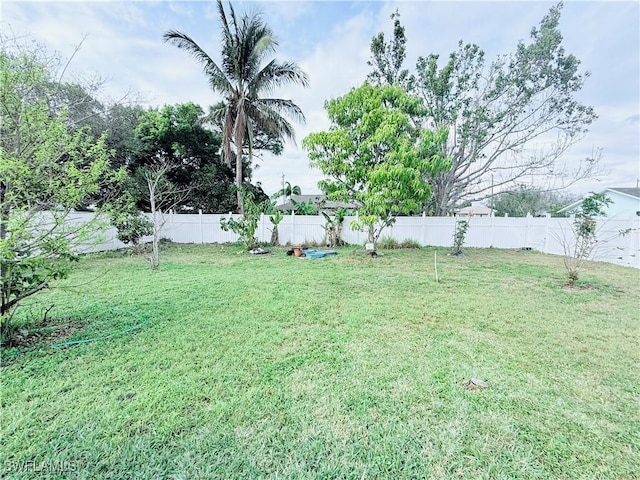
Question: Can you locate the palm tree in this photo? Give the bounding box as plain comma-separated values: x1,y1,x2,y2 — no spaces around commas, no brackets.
273,181,301,203
163,0,309,213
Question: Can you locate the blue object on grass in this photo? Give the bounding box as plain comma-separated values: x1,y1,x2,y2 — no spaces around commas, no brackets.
302,249,338,259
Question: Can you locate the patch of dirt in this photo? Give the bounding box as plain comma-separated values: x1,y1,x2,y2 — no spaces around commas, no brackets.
3,320,83,348
564,284,597,292
462,378,489,391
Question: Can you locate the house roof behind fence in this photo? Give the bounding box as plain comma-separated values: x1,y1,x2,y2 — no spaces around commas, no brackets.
275,194,357,212
559,187,640,213
609,187,640,199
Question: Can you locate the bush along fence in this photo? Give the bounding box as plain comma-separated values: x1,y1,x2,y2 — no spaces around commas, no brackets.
72,211,640,269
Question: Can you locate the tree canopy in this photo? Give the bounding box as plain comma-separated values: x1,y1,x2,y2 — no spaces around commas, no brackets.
303,83,450,243
367,9,410,88
492,186,579,217
0,38,123,323
368,3,598,215
129,102,240,214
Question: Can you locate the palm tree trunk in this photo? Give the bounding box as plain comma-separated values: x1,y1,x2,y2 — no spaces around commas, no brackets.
234,105,247,214
223,109,234,168
236,159,244,214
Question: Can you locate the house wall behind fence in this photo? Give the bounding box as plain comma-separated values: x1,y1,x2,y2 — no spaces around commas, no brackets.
71,211,639,269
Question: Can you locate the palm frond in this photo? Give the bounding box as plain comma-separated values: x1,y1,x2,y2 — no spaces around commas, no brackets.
205,102,226,126
163,29,233,94
244,22,276,75
217,0,247,82
217,0,234,46
227,14,274,85
246,102,297,143
256,98,306,124
249,60,310,96
246,117,255,160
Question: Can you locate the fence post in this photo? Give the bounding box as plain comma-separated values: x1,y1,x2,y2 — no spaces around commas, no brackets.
259,213,266,244
542,214,550,253
626,215,639,267
422,211,427,246
291,210,296,245
524,213,532,248
490,212,495,248
199,209,204,244
169,209,174,241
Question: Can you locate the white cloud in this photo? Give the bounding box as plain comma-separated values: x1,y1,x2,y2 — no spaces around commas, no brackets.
167,1,195,18
261,1,314,25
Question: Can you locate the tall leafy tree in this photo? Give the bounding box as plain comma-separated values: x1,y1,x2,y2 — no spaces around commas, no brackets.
130,103,237,213
368,3,598,215
303,83,450,245
413,3,597,214
492,186,579,217
55,82,107,138
104,103,145,170
163,0,309,213
367,9,410,88
0,37,123,328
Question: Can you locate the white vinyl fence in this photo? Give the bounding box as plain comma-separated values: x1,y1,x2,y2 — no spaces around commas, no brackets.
75,211,639,269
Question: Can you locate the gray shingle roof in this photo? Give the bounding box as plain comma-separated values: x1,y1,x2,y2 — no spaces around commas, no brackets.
275,194,357,211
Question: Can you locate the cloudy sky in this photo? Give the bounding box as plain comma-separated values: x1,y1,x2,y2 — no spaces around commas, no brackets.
3,0,639,198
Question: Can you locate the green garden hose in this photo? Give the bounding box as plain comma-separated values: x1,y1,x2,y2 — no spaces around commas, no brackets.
51,319,148,349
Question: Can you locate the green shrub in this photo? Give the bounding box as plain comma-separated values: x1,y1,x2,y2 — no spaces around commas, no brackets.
563,192,612,285
451,220,469,256
378,236,400,249
400,239,421,249
219,190,265,251
112,212,153,253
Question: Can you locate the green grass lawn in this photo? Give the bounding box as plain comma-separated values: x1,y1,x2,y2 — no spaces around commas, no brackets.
2,245,639,479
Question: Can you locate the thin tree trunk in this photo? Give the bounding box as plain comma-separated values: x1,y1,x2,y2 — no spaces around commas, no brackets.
0,181,7,242
151,209,159,270
148,178,160,270
432,178,453,216
0,181,10,314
